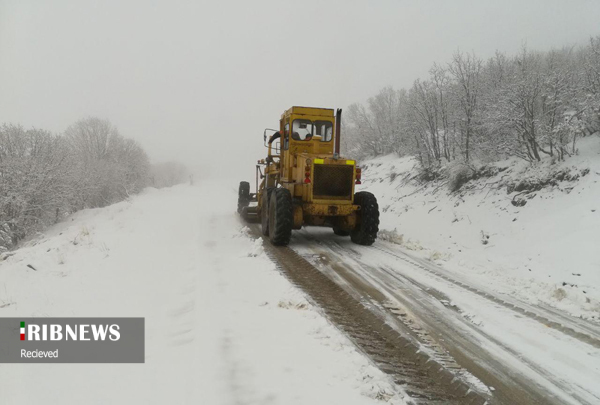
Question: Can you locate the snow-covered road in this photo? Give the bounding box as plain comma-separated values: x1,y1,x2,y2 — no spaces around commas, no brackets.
0,183,406,405
2,177,598,404
289,227,600,405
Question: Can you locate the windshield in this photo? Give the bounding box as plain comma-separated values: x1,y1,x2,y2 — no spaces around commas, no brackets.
291,119,333,142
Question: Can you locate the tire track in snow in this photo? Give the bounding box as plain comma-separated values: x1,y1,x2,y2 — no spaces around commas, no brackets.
290,229,600,404
253,226,490,405
371,242,600,349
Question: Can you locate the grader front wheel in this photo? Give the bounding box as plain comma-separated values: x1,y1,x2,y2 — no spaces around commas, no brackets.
237,181,250,214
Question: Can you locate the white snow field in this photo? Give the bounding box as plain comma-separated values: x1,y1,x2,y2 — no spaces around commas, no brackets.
2,136,599,404
359,135,600,321
272,136,600,404
0,183,407,405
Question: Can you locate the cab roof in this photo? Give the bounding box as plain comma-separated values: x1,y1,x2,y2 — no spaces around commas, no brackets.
282,106,334,119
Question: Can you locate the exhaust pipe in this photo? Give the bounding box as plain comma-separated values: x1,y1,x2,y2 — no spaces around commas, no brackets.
335,108,342,157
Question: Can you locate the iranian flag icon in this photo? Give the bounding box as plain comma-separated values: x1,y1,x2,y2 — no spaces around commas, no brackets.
20,321,25,341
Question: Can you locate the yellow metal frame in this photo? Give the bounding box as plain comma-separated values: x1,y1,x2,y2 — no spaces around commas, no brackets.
257,106,359,230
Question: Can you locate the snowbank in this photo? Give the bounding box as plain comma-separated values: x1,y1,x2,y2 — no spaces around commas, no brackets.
358,136,600,320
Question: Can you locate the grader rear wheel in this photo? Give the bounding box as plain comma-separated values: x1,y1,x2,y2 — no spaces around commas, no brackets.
351,191,379,246
268,188,293,246
261,188,273,236
333,227,350,236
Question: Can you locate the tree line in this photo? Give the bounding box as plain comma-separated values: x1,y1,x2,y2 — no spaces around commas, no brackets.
0,117,185,252
344,36,600,168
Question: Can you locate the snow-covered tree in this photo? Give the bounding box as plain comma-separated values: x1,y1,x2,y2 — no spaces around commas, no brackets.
0,118,150,250
447,51,482,163
65,117,149,208
345,35,600,170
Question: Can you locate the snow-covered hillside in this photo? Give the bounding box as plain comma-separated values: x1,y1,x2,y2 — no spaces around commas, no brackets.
358,136,600,321
0,183,406,405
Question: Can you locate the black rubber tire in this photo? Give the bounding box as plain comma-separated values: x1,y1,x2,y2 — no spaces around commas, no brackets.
260,188,273,236
333,228,350,237
237,181,250,214
351,191,379,246
268,188,293,246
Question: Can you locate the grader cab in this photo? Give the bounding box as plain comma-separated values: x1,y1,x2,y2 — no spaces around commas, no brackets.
238,106,379,246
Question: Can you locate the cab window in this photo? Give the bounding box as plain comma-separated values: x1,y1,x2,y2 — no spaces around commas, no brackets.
291,119,333,142
314,121,333,142
292,119,312,141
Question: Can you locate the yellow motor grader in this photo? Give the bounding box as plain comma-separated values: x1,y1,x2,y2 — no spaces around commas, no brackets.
238,106,379,246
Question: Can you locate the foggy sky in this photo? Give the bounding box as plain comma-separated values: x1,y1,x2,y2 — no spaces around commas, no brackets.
1,0,599,180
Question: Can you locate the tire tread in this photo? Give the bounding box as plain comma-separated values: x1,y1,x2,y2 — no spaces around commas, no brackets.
351,191,379,246
269,188,293,246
